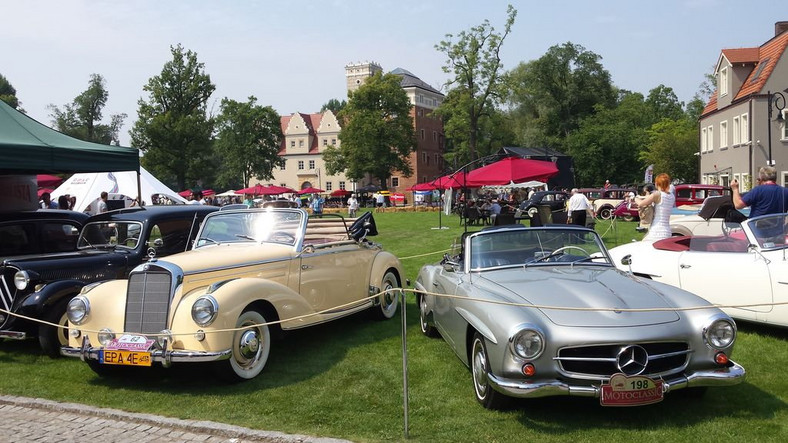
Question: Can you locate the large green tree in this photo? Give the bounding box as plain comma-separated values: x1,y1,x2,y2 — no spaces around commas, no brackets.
323,72,416,187
0,73,21,110
435,4,516,162
640,118,699,183
214,96,283,188
130,45,215,190
645,85,685,122
506,42,615,151
320,98,346,114
49,74,126,145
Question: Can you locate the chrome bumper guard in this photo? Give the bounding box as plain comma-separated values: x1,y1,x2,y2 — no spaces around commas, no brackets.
0,330,26,340
60,336,232,366
487,361,746,399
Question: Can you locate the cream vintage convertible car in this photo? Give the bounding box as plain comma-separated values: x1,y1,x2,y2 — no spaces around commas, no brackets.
62,209,404,381
610,212,788,328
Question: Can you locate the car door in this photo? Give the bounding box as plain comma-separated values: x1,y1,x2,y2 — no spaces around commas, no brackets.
678,249,772,317
432,265,465,350
298,244,372,316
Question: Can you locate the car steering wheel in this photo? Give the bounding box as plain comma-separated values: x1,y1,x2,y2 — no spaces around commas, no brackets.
270,231,296,244
532,246,590,263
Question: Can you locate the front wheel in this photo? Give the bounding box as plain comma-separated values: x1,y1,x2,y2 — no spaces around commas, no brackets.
373,271,399,320
38,298,71,358
599,206,614,220
418,295,438,337
215,310,271,382
471,332,510,410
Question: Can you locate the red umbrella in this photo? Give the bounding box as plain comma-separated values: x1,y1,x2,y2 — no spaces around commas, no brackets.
431,172,471,190
407,182,436,191
466,157,559,187
236,184,268,195
298,187,325,195
265,185,296,194
178,189,192,197
37,174,63,188
330,189,351,197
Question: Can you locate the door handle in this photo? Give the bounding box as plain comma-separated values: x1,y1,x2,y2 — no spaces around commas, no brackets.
680,264,691,269
301,265,312,270
432,282,439,287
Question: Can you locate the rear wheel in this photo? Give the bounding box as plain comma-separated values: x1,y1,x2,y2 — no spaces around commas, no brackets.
38,298,71,358
599,206,614,220
373,271,399,320
527,207,538,219
418,295,438,337
215,310,271,382
470,332,510,410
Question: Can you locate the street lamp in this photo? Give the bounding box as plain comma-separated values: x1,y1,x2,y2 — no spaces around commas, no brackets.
767,90,786,166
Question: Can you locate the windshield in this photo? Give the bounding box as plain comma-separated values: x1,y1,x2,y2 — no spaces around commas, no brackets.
78,221,142,249
195,209,304,248
467,227,610,271
745,213,788,250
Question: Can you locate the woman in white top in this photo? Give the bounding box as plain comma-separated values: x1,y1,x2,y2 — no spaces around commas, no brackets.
636,173,675,241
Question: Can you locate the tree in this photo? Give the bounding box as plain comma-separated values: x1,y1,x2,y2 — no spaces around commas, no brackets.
49,74,126,145
320,98,346,114
645,85,685,122
214,96,283,188
640,118,699,183
435,4,516,162
323,72,416,187
506,42,615,151
0,73,21,110
130,45,215,190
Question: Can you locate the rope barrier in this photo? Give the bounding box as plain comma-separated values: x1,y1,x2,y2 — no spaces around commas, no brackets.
2,286,786,338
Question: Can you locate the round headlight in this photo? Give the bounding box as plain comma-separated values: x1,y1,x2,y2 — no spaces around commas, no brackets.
510,329,545,359
14,270,31,290
67,296,90,325
705,319,736,349
191,295,218,327
97,328,115,346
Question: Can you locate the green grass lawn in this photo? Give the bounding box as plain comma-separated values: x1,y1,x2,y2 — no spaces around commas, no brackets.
1,211,787,442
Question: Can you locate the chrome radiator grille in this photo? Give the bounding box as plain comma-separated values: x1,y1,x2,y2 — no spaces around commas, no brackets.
0,266,19,328
125,271,172,334
556,342,690,378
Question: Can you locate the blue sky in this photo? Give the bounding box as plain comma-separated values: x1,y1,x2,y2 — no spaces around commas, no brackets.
2,0,784,146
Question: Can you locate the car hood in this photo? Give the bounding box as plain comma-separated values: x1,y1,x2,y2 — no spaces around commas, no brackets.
161,242,296,273
474,266,680,327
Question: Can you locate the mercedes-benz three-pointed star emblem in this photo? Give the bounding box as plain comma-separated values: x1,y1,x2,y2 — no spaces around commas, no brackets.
616,345,648,375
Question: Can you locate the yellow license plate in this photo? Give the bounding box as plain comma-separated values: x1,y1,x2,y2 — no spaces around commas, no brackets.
100,349,152,366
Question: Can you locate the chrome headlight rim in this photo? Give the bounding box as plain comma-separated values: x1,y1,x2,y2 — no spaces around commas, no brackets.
509,327,545,360
13,270,35,290
191,295,219,327
67,296,90,325
704,317,736,349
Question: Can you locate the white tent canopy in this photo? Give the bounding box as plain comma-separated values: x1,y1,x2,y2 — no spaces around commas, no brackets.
481,180,547,192
52,166,186,214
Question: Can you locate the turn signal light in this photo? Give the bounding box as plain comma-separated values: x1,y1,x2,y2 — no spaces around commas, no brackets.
522,363,536,377
715,352,729,365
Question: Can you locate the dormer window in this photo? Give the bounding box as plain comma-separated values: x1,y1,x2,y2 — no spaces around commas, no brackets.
719,67,729,96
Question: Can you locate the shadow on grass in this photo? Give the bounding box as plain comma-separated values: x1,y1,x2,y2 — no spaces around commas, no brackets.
735,320,788,340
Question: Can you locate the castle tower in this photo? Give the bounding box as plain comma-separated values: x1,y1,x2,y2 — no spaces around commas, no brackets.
345,61,383,92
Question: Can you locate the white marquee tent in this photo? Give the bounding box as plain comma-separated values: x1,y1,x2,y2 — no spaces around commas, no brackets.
51,166,186,214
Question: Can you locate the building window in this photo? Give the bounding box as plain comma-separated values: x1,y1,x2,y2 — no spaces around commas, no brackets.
298,160,304,170
782,110,788,140
732,116,740,145
331,138,336,145
719,67,728,96
391,177,400,187
719,121,728,148
433,131,437,141
290,140,295,148
422,152,427,163
701,127,707,153
742,173,751,191
299,140,304,148
420,129,425,140
707,125,714,152
326,182,333,191
308,160,315,169
434,154,440,166
741,114,749,143
339,181,346,190
323,139,327,146
279,162,286,170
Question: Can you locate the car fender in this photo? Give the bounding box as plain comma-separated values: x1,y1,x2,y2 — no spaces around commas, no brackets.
171,277,314,352
455,306,497,345
368,250,405,289
18,279,86,317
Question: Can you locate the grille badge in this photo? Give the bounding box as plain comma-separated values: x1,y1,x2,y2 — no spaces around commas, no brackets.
616,345,648,375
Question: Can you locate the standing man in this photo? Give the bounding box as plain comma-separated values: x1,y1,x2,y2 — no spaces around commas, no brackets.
40,192,58,209
347,193,359,218
731,166,788,217
310,193,324,217
97,191,109,213
567,188,592,226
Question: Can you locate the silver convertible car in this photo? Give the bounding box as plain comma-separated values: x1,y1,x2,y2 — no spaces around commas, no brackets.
414,225,745,409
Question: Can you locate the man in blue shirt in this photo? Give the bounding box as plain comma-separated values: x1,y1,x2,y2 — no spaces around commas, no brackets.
731,166,788,217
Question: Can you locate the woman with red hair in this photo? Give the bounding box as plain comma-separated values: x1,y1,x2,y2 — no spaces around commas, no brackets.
635,173,675,241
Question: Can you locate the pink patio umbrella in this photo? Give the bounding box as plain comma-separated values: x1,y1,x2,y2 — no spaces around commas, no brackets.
465,157,558,187
37,174,63,188
298,186,325,195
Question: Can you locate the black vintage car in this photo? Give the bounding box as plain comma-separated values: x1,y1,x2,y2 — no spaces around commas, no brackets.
0,210,90,260
518,190,569,219
0,205,217,356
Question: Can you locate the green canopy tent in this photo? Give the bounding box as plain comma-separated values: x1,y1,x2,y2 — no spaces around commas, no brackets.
0,100,139,175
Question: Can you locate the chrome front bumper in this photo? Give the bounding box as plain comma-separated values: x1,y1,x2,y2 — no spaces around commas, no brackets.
61,336,232,367
487,361,746,399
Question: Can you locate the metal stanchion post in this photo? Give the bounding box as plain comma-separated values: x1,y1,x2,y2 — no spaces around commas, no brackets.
400,288,409,439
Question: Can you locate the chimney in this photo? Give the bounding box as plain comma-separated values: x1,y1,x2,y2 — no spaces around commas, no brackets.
776,21,788,36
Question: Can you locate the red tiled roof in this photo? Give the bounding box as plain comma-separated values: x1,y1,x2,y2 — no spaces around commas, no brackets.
721,47,759,64
702,31,788,117
278,112,328,154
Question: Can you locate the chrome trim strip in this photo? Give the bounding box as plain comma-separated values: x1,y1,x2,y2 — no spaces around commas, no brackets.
0,330,26,340
182,256,293,276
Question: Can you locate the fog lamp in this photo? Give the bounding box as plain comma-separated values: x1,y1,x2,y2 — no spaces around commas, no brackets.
69,329,81,339
194,330,206,341
97,328,115,346
522,363,536,377
157,329,173,349
715,352,729,365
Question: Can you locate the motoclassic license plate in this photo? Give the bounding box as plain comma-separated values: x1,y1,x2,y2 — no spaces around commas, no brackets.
100,349,152,367
600,373,664,406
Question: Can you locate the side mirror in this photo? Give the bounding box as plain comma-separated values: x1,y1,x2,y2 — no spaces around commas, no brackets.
153,238,164,248
620,254,632,266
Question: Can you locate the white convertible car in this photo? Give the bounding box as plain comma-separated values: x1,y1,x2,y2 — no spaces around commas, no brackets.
609,212,788,327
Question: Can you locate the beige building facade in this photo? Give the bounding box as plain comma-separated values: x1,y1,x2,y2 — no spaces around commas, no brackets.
700,22,788,189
